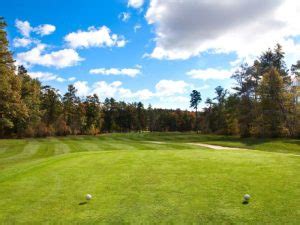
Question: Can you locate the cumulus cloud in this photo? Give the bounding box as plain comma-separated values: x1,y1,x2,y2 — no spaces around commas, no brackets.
119,88,154,100
145,0,300,61
64,26,126,49
128,0,144,8
92,81,123,98
72,79,191,102
155,80,189,96
28,71,65,82
89,67,141,77
74,81,90,96
34,24,56,36
187,68,233,80
15,19,32,37
15,19,56,37
17,44,83,68
119,12,131,22
13,37,33,48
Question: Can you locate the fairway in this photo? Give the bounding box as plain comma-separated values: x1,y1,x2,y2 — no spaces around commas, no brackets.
0,133,299,224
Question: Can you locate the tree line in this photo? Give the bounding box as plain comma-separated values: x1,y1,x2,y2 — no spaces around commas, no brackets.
195,44,300,138
1,17,299,138
0,18,196,138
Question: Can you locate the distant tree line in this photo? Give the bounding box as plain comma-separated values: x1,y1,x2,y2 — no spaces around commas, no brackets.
0,17,299,138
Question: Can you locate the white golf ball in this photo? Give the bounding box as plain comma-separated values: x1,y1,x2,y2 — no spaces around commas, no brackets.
86,194,92,200
244,194,251,201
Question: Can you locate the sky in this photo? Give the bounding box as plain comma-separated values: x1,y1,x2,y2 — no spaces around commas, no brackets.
2,0,300,109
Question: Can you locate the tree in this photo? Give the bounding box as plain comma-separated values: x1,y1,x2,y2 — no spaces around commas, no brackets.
190,90,202,133
257,68,287,137
232,63,262,137
84,94,101,134
17,66,42,136
40,86,62,128
137,102,146,132
291,60,300,79
259,44,290,85
0,17,28,137
212,86,228,134
63,85,81,134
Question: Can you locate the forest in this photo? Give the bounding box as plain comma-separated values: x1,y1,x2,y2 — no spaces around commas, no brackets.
1,17,299,138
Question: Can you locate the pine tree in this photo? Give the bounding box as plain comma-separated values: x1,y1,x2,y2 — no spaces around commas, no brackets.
258,68,287,137
84,94,101,134
63,85,81,134
190,90,202,133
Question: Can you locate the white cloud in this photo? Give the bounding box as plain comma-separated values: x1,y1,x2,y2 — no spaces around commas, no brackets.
15,19,56,37
68,77,76,81
119,12,131,22
151,96,191,110
133,89,154,100
34,24,56,36
15,19,32,37
56,77,66,82
134,24,142,32
145,0,300,61
72,79,193,104
128,0,144,8
74,80,154,100
74,81,90,96
13,37,33,48
17,44,83,68
64,26,126,49
155,80,189,96
119,88,154,100
28,71,65,82
92,81,122,98
187,68,233,80
89,67,141,77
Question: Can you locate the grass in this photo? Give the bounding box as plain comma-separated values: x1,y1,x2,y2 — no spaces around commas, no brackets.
0,133,299,224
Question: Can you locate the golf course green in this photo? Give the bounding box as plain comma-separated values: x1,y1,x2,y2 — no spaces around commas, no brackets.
0,133,299,224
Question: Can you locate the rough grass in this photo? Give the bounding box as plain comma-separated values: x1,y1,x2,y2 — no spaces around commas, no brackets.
0,133,299,224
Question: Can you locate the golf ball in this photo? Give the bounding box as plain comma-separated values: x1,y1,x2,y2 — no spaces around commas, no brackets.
86,194,92,200
244,194,251,201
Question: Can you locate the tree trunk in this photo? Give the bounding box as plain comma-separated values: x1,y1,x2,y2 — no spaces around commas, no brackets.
195,107,198,133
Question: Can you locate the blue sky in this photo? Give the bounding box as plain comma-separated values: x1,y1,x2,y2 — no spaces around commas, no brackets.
2,0,300,109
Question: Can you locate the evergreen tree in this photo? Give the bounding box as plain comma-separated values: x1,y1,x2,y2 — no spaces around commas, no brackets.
63,85,81,134
137,102,146,132
84,94,101,135
190,90,202,132
258,68,287,137
40,86,62,128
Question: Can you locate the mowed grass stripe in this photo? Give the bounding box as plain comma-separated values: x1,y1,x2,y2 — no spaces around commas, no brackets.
31,139,56,159
6,139,40,159
58,137,84,153
52,138,71,155
62,136,114,151
0,140,27,159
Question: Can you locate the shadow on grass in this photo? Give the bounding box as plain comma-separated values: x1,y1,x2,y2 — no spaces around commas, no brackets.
79,201,87,205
